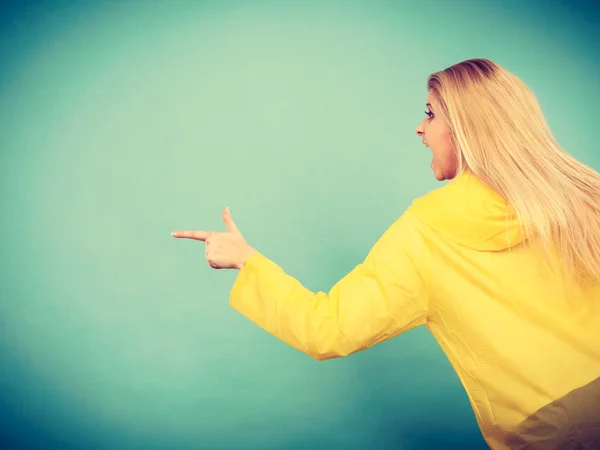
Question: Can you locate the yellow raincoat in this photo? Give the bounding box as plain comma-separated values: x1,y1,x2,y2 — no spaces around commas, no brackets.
229,170,600,449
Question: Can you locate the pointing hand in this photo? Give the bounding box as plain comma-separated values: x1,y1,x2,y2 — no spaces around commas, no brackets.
172,207,258,270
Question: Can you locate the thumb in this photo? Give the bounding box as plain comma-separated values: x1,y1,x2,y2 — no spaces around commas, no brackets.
222,206,240,233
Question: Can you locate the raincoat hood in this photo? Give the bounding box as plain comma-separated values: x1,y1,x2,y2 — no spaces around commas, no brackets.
408,170,527,251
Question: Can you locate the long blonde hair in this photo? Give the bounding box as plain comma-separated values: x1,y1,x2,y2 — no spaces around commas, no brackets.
427,58,600,283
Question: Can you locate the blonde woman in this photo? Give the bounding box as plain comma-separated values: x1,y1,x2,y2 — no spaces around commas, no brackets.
172,59,600,450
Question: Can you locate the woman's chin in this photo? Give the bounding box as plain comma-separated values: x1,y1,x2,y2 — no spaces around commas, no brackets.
431,163,445,181
433,167,458,182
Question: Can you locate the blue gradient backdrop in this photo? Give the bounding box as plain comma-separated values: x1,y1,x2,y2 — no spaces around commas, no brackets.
1,0,598,449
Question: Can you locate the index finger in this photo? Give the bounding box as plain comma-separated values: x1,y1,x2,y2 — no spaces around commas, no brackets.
171,230,211,241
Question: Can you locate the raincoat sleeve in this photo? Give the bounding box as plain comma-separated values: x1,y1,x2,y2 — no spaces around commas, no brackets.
229,210,431,361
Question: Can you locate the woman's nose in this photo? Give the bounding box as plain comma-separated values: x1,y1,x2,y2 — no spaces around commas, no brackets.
416,121,424,136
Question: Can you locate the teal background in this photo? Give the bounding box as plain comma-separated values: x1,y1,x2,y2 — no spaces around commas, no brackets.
1,0,598,449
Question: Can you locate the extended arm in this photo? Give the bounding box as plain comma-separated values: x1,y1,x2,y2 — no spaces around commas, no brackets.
229,211,432,361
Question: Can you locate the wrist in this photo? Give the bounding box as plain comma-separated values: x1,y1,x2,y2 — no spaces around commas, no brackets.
237,248,258,270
